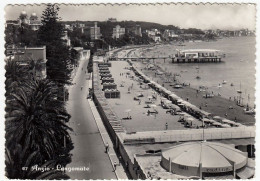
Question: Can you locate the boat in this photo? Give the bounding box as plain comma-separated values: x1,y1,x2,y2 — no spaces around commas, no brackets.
244,108,255,115
218,84,222,88
230,83,234,86
174,84,183,89
237,82,242,94
237,90,242,94
222,80,227,84
196,76,201,79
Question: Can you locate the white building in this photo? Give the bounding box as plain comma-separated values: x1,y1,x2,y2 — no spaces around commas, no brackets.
163,29,179,40
112,25,125,39
6,11,42,31
90,22,102,40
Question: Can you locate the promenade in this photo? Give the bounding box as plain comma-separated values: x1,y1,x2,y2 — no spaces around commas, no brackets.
66,55,116,179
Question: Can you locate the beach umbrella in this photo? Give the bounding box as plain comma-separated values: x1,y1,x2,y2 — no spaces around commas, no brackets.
147,95,153,99
222,119,232,124
124,109,131,117
186,117,194,122
165,100,172,104
221,124,231,128
150,104,157,108
202,118,210,123
212,121,222,126
213,116,222,121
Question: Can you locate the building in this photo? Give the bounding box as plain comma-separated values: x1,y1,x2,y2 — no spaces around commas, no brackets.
64,24,74,31
107,18,117,22
112,25,125,39
135,25,142,37
6,45,47,79
61,30,71,47
163,29,179,40
146,29,162,42
6,11,42,31
134,141,255,179
29,12,42,31
90,22,102,40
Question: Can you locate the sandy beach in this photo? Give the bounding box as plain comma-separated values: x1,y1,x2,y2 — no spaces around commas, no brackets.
112,45,255,126
107,61,204,132
133,59,255,126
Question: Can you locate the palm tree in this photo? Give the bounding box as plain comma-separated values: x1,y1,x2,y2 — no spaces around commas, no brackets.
5,60,30,96
6,78,73,171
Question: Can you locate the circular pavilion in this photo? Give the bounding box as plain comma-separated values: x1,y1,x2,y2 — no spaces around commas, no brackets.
161,141,248,178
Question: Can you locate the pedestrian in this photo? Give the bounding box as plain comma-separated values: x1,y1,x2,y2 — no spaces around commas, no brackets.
139,100,141,105
165,122,168,130
105,142,109,153
114,161,117,171
225,113,228,117
119,156,122,166
126,161,129,170
235,117,237,122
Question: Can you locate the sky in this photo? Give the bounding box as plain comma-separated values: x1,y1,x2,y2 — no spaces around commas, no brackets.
5,3,256,30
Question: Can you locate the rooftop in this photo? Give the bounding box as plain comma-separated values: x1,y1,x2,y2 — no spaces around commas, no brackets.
178,49,221,53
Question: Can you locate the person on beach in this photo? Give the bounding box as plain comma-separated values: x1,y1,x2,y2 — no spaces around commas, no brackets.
165,122,168,130
139,100,141,105
225,113,228,117
81,86,83,90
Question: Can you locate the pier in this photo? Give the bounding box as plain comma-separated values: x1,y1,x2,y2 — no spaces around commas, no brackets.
172,57,222,63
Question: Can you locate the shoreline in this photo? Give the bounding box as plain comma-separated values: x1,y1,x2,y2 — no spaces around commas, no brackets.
134,61,255,126
113,44,255,126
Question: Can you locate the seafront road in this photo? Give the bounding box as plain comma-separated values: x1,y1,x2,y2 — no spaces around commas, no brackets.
66,56,116,179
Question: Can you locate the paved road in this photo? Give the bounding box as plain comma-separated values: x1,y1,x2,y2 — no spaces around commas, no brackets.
66,57,116,179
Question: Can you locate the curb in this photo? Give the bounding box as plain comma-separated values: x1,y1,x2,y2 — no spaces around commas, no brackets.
87,91,122,179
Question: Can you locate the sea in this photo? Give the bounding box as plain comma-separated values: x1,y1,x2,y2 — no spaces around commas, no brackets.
138,37,256,107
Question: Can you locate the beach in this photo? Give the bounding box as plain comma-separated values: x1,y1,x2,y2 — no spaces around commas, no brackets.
129,37,256,108
107,61,204,132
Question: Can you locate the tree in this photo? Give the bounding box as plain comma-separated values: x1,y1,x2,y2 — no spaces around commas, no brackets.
6,78,73,167
37,4,72,85
5,58,73,179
